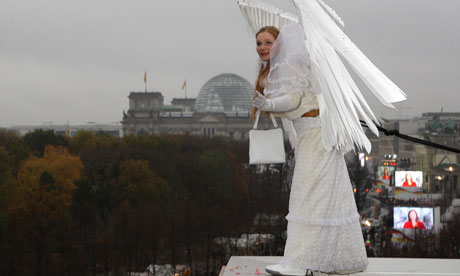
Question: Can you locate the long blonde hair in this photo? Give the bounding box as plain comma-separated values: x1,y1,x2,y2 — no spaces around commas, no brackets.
251,26,280,120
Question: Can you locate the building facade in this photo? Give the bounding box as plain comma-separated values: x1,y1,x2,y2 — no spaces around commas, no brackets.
121,73,275,140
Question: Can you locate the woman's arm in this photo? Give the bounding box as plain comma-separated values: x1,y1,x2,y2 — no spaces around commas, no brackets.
253,91,303,112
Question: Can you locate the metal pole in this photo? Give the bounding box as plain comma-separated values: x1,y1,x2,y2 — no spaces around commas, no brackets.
145,69,147,92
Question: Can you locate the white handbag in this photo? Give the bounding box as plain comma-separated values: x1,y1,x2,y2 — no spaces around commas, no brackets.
249,110,286,164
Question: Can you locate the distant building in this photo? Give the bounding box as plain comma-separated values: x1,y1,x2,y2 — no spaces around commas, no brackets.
421,112,460,194
9,123,122,137
121,73,275,140
364,112,460,194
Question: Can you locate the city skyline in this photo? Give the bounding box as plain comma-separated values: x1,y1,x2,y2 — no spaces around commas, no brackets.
1,0,459,127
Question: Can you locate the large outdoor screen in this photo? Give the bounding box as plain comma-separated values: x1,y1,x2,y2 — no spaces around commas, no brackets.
393,207,433,230
395,171,423,188
377,166,395,185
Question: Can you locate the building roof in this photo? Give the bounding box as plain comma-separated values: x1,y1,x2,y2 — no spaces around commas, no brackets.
194,73,253,113
128,92,163,98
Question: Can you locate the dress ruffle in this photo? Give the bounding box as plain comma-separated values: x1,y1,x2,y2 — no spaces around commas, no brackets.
280,258,368,274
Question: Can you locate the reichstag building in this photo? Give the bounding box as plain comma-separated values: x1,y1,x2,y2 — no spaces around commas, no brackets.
121,73,275,139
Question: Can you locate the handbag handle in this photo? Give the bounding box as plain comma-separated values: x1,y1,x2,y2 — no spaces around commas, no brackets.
253,110,278,129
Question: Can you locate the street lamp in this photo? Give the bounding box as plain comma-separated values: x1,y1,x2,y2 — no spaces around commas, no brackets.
363,220,371,227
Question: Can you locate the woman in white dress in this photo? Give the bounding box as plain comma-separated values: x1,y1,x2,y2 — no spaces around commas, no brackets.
240,0,406,274
252,24,368,275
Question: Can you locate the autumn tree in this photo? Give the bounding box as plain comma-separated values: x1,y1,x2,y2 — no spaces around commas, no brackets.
112,159,170,273
0,128,29,174
22,129,68,157
0,146,17,270
0,130,292,275
7,145,83,275
69,131,121,224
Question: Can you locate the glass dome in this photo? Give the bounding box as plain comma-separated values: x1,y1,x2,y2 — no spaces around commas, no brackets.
194,73,254,113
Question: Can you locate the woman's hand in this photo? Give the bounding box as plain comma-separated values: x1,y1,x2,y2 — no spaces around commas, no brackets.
253,91,272,111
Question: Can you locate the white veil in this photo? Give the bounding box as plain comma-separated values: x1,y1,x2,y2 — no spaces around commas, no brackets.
264,23,312,99
264,23,313,148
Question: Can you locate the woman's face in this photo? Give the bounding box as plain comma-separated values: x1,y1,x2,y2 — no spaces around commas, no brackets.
384,168,389,176
406,173,412,181
256,31,276,62
409,211,417,222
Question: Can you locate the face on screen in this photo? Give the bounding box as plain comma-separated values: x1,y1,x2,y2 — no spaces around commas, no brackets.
395,171,423,188
409,210,417,222
378,166,394,184
393,207,433,230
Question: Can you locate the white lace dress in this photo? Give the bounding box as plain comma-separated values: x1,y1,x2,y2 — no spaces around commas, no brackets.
260,22,369,273
275,91,368,273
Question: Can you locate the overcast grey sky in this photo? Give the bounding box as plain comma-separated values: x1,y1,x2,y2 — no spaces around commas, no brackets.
1,0,459,127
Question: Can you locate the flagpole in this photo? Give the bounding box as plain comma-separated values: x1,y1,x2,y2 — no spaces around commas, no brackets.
144,69,147,92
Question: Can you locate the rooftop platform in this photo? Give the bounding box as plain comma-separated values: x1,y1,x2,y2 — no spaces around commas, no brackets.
221,256,460,276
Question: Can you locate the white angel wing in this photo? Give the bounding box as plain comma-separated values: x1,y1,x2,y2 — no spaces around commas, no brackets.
289,0,407,152
316,0,345,29
291,0,407,106
237,0,298,34
305,24,379,152
237,0,345,33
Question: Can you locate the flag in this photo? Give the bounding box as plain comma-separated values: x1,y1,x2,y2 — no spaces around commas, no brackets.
144,71,147,83
181,80,186,90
